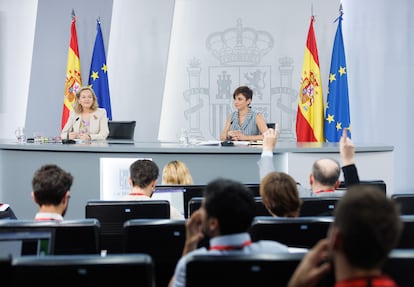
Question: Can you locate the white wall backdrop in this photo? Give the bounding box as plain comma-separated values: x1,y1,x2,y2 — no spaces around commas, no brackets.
158,0,338,142
0,0,413,194
0,0,37,137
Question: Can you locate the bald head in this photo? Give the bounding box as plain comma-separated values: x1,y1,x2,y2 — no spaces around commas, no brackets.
312,158,341,187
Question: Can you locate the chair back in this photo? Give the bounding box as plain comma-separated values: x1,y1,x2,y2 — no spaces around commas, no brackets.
85,200,170,253
396,215,414,249
123,219,189,287
299,197,341,216
0,219,101,255
392,193,414,215
188,196,271,218
249,216,333,248
383,249,414,287
107,120,136,140
186,253,307,287
11,253,154,286
182,185,206,218
0,256,12,282
339,180,387,194
184,183,261,218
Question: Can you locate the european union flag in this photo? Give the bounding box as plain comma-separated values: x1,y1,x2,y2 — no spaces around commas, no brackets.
88,19,112,120
324,13,350,142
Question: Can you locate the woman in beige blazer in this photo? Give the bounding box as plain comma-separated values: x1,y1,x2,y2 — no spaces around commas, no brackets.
61,86,109,141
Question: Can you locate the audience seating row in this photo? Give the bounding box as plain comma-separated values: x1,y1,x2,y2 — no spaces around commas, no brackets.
0,214,413,287
0,249,412,287
185,249,414,287
188,196,341,217
0,253,154,285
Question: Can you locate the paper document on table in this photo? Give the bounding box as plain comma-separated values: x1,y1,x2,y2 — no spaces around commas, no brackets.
232,141,250,146
195,140,221,146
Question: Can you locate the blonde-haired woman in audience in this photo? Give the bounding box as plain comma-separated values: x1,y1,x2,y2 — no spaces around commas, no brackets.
162,160,193,185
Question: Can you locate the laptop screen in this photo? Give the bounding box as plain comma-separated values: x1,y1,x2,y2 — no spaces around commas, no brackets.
0,228,54,257
152,185,186,216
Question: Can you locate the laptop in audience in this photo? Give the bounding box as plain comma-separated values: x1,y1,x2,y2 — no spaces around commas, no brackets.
0,227,54,256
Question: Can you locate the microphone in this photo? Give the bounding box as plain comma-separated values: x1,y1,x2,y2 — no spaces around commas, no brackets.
62,117,79,144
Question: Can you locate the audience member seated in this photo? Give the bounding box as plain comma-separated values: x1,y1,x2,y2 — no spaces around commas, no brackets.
162,160,193,185
260,171,301,217
287,184,403,287
258,127,360,197
120,159,184,219
168,178,290,287
32,164,73,221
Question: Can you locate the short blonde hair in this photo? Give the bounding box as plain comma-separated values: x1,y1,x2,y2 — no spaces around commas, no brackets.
162,160,193,185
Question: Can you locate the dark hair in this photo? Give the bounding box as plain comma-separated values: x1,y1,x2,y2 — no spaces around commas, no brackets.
129,159,159,188
312,158,340,186
333,185,403,269
260,172,302,217
203,178,255,235
233,86,253,101
32,164,73,206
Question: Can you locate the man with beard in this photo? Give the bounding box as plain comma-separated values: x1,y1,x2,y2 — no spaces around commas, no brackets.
32,164,73,221
168,178,290,287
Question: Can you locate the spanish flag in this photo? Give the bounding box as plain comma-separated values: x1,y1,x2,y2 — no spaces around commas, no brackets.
296,16,325,142
62,10,82,129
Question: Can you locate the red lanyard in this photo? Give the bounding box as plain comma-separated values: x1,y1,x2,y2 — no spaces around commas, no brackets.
335,276,397,287
128,192,146,196
209,240,252,250
314,189,335,194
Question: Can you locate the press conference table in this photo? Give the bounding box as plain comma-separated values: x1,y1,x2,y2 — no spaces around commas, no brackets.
0,139,394,219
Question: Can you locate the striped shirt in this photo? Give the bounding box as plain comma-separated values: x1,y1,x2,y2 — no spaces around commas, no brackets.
229,109,261,136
